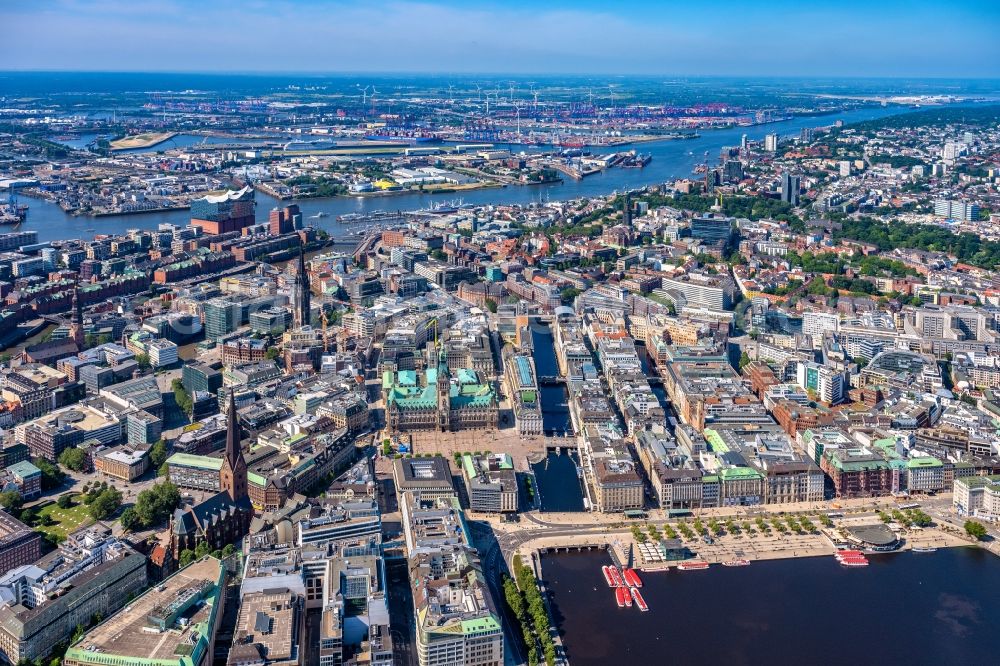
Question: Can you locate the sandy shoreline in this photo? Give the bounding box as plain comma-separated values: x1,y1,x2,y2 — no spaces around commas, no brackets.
110,131,177,150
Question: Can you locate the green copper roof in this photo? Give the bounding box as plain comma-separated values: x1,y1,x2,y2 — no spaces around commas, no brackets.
462,454,477,480
703,428,728,454
167,453,223,471
719,467,763,481
460,616,501,635
826,455,890,472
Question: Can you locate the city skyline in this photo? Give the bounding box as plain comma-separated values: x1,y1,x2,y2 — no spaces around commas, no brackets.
2,4,1000,665
3,0,999,77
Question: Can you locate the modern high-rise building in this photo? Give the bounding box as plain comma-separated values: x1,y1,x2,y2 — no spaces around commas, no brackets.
796,361,845,405
203,297,242,341
723,159,744,183
657,273,736,311
764,133,779,152
269,204,301,235
941,142,966,161
802,311,840,343
933,199,980,221
190,186,256,235
690,216,733,245
781,172,801,206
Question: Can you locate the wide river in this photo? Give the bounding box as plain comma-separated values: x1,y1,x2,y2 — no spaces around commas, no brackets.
542,547,1000,666
25,105,920,243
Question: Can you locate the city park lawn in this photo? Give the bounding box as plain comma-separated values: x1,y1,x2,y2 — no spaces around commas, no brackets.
35,496,94,539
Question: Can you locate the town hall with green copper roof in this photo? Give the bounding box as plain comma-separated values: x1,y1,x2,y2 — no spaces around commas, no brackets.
383,342,498,432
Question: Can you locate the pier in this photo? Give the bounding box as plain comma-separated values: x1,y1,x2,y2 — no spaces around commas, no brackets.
336,210,410,224
539,543,609,555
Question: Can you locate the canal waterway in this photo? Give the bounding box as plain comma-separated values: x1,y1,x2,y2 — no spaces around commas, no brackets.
24,105,924,243
531,451,585,513
528,325,574,435
542,547,1000,666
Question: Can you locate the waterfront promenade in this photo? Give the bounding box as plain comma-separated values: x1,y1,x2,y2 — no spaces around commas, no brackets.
472,491,987,572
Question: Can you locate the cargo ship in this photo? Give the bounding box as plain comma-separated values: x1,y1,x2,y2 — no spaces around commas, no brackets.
283,139,340,151
622,567,642,588
615,586,628,608
364,132,442,144
630,587,648,612
0,193,28,225
620,153,652,168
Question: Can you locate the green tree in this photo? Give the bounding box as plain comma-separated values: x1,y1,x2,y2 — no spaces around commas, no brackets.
119,507,139,532
58,447,87,472
32,458,66,490
171,379,193,415
133,482,181,528
135,352,151,369
964,520,988,541
738,350,752,370
57,494,74,509
222,543,236,557
178,549,195,567
149,440,168,470
0,490,22,512
484,298,498,313
560,287,581,304
89,487,123,521
503,576,526,621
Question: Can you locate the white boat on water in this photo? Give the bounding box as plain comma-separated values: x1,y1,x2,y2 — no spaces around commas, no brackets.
309,212,328,219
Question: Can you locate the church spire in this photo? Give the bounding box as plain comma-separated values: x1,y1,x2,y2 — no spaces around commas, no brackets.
220,391,247,502
70,282,84,346
293,242,311,328
225,391,239,463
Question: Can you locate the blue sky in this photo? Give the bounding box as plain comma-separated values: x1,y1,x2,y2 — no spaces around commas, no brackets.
2,0,999,76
